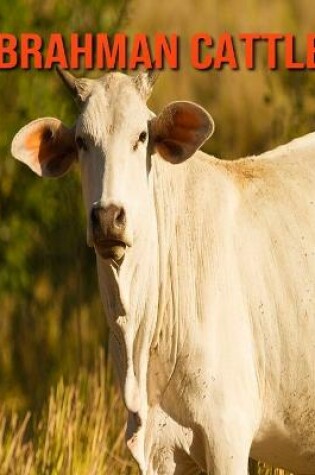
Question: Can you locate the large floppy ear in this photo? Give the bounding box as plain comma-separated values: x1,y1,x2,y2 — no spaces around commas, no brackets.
150,101,214,164
11,118,77,178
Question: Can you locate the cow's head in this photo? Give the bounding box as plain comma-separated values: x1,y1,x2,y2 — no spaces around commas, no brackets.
11,70,214,265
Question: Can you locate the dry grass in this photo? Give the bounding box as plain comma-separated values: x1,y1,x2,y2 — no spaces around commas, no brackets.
0,351,137,475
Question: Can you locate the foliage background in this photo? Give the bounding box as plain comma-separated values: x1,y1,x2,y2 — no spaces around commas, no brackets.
0,0,314,473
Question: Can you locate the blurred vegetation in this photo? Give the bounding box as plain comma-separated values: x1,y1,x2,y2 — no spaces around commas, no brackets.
0,0,314,473
133,0,315,159
0,0,130,411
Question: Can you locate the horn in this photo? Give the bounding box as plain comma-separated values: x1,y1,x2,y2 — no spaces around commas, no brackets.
56,65,78,95
56,66,92,104
147,68,160,88
133,66,160,100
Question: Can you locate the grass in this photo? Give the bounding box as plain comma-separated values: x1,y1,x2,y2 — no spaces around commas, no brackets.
0,350,137,475
0,349,293,475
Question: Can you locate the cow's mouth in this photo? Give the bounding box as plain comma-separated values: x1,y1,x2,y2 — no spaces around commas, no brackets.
94,239,127,263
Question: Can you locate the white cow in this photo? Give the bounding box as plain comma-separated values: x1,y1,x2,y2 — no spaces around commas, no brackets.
11,69,315,475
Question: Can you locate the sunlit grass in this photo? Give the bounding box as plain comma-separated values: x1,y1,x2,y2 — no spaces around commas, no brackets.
0,351,137,475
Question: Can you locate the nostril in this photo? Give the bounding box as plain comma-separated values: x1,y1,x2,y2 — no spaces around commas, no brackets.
91,207,99,225
114,207,126,228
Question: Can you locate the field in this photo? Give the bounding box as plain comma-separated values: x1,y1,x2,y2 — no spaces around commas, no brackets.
0,351,138,474
0,0,314,473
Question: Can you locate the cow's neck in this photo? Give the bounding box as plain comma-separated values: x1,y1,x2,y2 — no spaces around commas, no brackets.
149,154,239,404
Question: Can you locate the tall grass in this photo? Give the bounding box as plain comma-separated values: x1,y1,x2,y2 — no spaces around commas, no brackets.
0,351,137,475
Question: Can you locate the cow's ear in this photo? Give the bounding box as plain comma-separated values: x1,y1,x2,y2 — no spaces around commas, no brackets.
150,101,214,164
11,118,77,178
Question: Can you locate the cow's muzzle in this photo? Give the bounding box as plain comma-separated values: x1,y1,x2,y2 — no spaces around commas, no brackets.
91,203,132,263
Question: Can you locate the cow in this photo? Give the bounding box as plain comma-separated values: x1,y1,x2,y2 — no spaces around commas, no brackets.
11,68,315,475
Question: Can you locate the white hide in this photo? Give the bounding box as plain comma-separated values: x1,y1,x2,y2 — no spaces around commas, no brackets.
11,72,315,475
96,132,315,474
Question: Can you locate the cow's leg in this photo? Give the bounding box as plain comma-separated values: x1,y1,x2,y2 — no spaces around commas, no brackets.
145,435,251,474
144,406,205,475
210,453,249,475
147,452,248,475
201,431,252,475
146,446,204,475
145,405,255,474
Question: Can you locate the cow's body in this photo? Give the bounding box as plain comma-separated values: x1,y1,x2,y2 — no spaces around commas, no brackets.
97,132,315,474
11,71,315,474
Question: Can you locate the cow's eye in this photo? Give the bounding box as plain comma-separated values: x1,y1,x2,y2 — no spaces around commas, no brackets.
76,136,87,151
133,131,148,151
139,131,147,143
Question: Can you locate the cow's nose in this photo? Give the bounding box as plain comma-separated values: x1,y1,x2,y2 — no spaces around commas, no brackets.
91,203,126,234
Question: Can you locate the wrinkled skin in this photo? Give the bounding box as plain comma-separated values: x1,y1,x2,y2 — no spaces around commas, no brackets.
11,71,315,474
